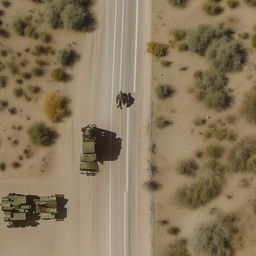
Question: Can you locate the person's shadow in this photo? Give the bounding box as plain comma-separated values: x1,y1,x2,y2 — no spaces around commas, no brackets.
95,128,122,164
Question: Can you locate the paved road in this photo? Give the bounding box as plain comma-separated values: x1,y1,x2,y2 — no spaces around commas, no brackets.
74,0,145,255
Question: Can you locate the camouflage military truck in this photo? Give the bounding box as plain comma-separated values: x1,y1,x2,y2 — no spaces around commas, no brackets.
80,124,99,176
1,193,66,228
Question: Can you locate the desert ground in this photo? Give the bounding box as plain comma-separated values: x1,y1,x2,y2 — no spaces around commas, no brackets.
149,0,256,256
0,0,153,256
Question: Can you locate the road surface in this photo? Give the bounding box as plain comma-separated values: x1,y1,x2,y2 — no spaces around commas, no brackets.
74,0,151,255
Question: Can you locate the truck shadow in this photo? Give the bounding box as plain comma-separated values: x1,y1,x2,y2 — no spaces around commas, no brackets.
95,128,122,163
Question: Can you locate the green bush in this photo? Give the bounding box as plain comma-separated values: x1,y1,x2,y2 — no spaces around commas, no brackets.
27,122,57,146
176,159,198,176
167,239,191,256
252,34,256,48
186,25,224,56
168,0,189,8
155,85,175,99
147,42,169,57
57,48,77,66
193,69,231,112
45,2,64,28
155,116,172,128
229,137,256,173
195,215,237,256
13,18,27,36
202,1,224,15
206,37,246,72
62,3,95,31
227,0,239,8
51,68,69,81
205,144,224,159
244,0,256,6
240,87,256,123
176,161,225,208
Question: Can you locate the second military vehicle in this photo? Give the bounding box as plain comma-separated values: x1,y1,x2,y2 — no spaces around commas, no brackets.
80,124,99,176
1,193,67,228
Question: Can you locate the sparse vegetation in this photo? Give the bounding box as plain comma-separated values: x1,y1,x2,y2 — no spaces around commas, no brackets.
32,67,44,77
0,162,6,171
144,179,162,191
193,117,206,126
244,0,256,7
0,75,7,88
168,0,189,8
13,88,24,98
176,161,225,208
195,215,237,256
166,239,191,256
43,92,70,122
205,144,225,159
27,122,57,146
161,60,172,67
176,159,198,176
227,0,239,8
45,0,96,31
252,34,256,48
168,226,181,235
155,85,175,99
147,42,169,57
202,1,224,16
229,137,256,173
155,116,172,128
240,87,256,124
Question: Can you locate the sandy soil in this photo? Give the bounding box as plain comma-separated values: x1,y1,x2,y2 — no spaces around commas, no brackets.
0,1,96,255
151,0,256,255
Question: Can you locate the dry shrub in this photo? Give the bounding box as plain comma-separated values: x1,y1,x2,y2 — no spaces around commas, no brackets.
176,159,198,176
147,42,169,57
166,239,191,256
193,69,231,112
168,0,189,7
205,144,225,159
195,214,238,256
186,25,224,56
27,122,57,146
240,87,256,123
229,137,256,173
43,92,70,122
176,160,225,208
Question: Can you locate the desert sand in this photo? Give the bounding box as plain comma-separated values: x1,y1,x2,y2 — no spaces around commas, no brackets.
150,0,256,255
